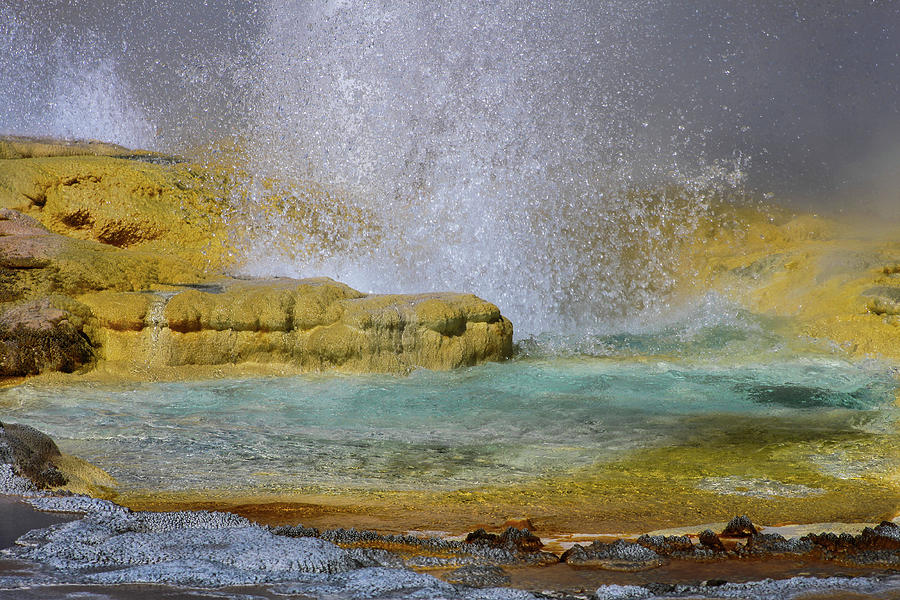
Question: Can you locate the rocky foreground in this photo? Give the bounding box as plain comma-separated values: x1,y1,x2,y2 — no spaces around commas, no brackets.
2,422,900,599
0,136,512,377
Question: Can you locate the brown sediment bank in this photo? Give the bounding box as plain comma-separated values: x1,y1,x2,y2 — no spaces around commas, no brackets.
5,492,900,597
107,492,900,594
118,485,900,542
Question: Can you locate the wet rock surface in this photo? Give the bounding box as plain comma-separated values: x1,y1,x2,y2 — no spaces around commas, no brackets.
0,423,116,497
627,516,900,571
0,422,66,488
560,540,665,571
144,280,514,372
720,515,758,538
591,576,900,600
0,465,535,599
697,529,727,553
737,532,814,556
15,516,359,583
466,527,546,555
274,524,557,569
444,565,512,587
635,534,695,558
0,298,94,376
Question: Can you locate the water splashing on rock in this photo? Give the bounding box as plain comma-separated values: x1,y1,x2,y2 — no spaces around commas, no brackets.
234,1,746,335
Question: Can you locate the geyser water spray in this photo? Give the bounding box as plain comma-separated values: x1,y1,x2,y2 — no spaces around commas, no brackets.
237,0,742,335
2,1,898,337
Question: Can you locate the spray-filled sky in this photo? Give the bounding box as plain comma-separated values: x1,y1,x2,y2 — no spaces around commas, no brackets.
3,1,898,205
2,1,900,333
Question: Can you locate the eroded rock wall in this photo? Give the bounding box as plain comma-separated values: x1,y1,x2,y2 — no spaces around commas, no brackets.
82,279,513,372
0,206,512,375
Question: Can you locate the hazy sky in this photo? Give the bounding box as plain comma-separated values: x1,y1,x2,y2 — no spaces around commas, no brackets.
645,2,900,206
2,0,899,208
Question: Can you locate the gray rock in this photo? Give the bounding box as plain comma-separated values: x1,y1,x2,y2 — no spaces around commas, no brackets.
0,483,539,599
0,421,67,488
720,515,758,537
738,532,813,556
25,493,124,515
0,463,40,495
274,567,537,599
622,575,900,599
635,534,694,556
561,540,663,571
698,528,727,553
274,567,456,598
592,584,652,599
310,525,555,567
347,546,407,569
0,299,93,376
6,510,358,585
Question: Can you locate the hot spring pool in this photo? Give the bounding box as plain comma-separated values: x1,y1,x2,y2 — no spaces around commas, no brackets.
3,342,898,533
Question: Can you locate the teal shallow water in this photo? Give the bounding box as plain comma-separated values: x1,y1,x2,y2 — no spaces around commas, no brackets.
1,353,897,496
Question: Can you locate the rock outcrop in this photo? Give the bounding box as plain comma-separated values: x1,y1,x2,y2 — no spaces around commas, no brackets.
0,206,512,375
0,296,93,376
0,206,204,376
0,138,234,271
0,421,67,488
0,421,116,495
84,278,513,373
0,138,513,377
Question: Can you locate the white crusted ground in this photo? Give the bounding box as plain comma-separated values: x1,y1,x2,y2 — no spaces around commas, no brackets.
4,465,900,599
595,576,900,599
0,465,533,599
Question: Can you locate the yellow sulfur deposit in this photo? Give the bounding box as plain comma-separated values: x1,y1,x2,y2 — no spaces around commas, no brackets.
0,152,234,272
678,202,900,362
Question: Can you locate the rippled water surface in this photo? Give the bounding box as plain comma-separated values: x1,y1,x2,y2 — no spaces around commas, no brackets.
2,350,896,497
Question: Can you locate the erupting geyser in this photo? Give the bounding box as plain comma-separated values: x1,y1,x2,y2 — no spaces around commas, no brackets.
238,0,747,334
4,2,898,336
